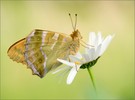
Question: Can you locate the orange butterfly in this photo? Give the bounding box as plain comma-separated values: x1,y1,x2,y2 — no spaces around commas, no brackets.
7,14,83,78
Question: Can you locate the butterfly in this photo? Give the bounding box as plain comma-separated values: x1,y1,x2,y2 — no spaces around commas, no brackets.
7,14,83,78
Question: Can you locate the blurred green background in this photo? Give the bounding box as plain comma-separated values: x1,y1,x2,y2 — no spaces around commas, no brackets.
1,1,134,99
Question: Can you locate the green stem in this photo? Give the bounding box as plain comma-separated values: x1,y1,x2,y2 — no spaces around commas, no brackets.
87,67,97,93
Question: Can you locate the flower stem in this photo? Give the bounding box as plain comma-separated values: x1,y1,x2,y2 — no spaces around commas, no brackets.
87,67,97,93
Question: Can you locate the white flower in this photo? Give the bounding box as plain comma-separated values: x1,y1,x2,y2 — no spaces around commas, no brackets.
53,52,84,85
53,32,114,84
82,32,114,63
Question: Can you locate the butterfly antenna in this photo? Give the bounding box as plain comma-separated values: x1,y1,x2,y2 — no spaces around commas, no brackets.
69,13,75,31
74,14,77,30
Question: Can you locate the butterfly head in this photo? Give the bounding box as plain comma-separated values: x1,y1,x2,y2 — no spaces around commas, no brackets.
70,29,82,40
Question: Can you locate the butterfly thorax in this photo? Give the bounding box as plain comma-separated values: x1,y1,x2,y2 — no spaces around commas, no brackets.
69,29,81,55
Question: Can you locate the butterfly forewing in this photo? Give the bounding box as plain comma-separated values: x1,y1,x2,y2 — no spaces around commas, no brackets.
7,38,26,64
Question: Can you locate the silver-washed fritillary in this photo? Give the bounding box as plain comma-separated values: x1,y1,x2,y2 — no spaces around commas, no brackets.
7,14,82,78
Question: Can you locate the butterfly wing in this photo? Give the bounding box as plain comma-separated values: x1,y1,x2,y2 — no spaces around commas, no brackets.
7,29,80,78
24,29,73,78
7,38,26,64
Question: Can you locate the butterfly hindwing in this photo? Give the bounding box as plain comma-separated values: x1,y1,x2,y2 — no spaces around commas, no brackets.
24,29,73,77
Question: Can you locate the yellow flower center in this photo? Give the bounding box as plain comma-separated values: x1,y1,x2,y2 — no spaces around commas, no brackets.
75,61,80,65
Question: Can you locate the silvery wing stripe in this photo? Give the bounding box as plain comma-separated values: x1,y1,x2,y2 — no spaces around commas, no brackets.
51,33,60,50
52,33,59,40
42,31,47,46
25,31,39,76
51,41,57,50
40,31,48,76
26,31,35,50
40,47,48,75
25,31,35,56
27,31,35,43
26,59,40,76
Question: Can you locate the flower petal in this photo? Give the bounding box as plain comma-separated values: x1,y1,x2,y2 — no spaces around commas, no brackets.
100,35,113,56
52,66,69,74
94,44,102,59
73,52,82,59
89,32,96,46
67,67,78,84
57,59,75,67
82,54,90,62
69,55,83,64
97,32,103,45
86,48,95,61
